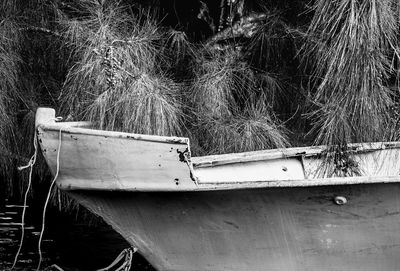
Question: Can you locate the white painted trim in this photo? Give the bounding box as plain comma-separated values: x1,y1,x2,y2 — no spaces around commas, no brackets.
191,142,400,168
35,107,400,191
196,175,400,190
57,175,400,192
35,107,190,145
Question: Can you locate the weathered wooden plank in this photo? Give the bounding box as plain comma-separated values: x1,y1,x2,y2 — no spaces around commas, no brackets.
35,108,190,145
305,148,400,178
192,141,400,168
195,157,305,183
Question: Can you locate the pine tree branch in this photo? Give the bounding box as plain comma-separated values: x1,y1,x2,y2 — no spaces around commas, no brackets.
19,27,61,37
209,13,266,44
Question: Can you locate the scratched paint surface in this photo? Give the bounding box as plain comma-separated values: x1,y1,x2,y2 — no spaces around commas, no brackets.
73,182,400,271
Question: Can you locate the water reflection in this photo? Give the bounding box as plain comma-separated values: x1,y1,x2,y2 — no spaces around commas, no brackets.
0,202,55,270
1,200,154,270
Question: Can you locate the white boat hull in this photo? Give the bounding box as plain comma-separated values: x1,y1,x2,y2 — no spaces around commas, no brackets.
35,108,400,270
70,183,400,271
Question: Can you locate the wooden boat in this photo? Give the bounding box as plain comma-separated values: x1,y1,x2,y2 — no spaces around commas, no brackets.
35,107,400,271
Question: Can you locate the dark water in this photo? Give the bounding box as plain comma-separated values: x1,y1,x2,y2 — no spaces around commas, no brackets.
0,199,155,270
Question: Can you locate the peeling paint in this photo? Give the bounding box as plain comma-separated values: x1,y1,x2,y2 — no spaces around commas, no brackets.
166,138,187,144
177,148,189,163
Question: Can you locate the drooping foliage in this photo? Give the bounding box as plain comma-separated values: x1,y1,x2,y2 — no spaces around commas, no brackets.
303,0,400,147
0,0,68,198
57,1,290,155
0,4,21,194
1,0,400,196
189,47,289,155
301,0,400,176
59,1,185,136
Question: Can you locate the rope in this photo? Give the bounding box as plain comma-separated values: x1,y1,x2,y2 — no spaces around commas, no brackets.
36,128,63,271
11,131,38,269
43,264,64,271
12,116,136,270
40,247,137,271
96,247,137,271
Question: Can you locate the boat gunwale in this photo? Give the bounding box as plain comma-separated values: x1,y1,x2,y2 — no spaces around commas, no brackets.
35,108,400,167
35,108,400,191
37,120,190,145
39,120,400,190
191,141,400,168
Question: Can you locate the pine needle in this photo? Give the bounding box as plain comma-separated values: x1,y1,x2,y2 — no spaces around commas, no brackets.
244,9,291,72
198,105,289,155
0,14,21,194
190,47,289,155
59,2,185,136
302,0,400,176
303,0,400,146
